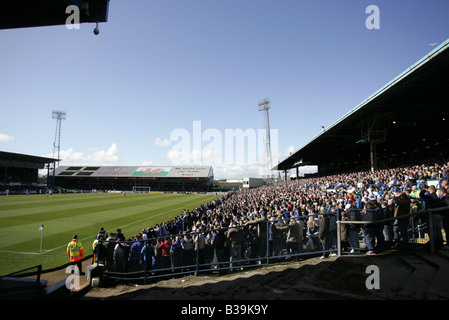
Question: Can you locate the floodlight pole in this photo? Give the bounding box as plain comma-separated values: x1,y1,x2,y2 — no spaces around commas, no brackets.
52,110,66,165
51,110,66,187
258,99,273,182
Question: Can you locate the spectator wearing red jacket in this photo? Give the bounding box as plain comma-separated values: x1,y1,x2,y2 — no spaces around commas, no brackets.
158,238,172,271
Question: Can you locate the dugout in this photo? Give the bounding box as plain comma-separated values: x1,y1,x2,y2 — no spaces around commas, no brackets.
53,166,214,192
274,39,449,177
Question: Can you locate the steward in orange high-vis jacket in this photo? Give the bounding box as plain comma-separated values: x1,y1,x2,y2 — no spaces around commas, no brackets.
67,235,84,274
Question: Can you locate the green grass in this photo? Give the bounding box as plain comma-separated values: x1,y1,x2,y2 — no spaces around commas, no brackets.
0,192,220,275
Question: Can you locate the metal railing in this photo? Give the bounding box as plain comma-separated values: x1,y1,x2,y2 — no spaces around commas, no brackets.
0,265,44,299
93,200,447,285
96,211,338,284
336,205,448,255
0,264,42,283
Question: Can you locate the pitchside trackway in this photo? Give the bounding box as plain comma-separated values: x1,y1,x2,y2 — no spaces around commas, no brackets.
0,192,220,275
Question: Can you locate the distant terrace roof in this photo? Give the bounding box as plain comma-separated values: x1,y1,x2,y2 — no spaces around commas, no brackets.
54,166,214,179
0,151,59,169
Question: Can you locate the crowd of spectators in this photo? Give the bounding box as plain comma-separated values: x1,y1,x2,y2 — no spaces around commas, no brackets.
93,160,449,276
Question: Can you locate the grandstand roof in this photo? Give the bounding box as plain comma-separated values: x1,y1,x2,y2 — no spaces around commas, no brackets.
0,151,59,169
275,39,449,173
54,166,214,179
0,0,109,30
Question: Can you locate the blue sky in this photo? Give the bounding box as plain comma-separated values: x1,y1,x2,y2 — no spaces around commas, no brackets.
1,0,448,179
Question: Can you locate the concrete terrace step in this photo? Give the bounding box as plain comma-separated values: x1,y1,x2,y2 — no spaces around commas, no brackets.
396,254,438,300
419,252,449,300
84,245,449,300
368,254,414,300
437,248,449,261
312,247,448,300
297,254,413,300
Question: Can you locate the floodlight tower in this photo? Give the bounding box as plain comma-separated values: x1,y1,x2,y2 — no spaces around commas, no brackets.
52,110,66,167
258,98,273,181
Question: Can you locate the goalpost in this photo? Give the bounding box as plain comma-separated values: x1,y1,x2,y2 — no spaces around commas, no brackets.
132,186,151,193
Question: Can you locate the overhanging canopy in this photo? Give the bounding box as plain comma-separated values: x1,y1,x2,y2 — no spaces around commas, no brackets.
0,0,109,30
275,39,449,174
0,151,59,169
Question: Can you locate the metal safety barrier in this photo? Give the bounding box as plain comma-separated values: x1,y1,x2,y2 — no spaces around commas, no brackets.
96,212,338,284
94,199,448,285
337,205,448,255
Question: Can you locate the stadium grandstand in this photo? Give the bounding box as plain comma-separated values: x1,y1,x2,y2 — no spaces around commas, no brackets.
274,39,449,178
0,151,59,195
53,165,214,193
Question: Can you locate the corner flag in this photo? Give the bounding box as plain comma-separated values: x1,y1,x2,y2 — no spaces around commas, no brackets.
39,224,44,253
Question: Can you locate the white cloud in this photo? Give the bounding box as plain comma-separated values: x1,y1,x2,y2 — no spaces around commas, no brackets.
0,133,14,142
48,143,122,166
154,137,171,147
141,160,154,166
163,147,267,179
161,143,289,179
286,145,296,155
278,145,296,159
212,163,266,180
165,148,226,166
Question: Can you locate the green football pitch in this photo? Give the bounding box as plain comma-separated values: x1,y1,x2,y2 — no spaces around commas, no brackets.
0,192,220,276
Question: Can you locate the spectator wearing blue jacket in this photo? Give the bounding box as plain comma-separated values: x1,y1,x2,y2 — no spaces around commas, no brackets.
170,236,183,272
140,241,155,272
129,234,143,272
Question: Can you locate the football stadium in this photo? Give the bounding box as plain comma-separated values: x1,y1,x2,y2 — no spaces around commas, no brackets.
1,38,448,300
1,1,449,303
